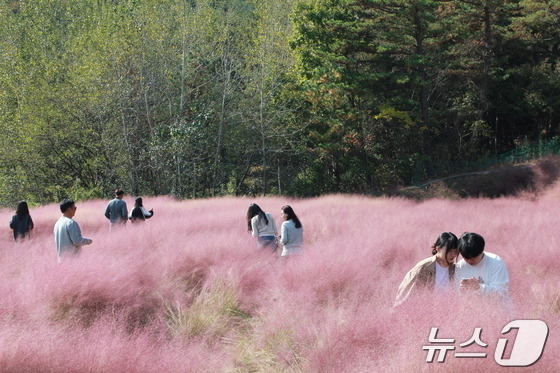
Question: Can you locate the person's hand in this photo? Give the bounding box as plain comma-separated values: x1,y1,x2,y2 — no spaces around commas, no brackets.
460,277,480,292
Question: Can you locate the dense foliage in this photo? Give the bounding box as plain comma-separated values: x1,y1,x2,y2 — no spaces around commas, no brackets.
1,0,559,204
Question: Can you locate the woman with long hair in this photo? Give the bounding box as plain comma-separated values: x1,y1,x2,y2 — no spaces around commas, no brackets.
9,200,34,241
247,203,278,250
394,232,459,307
279,205,303,257
128,197,154,223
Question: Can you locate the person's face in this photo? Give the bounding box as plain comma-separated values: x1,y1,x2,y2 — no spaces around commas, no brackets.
446,248,459,264
435,245,447,261
67,204,77,218
464,252,484,266
280,210,288,221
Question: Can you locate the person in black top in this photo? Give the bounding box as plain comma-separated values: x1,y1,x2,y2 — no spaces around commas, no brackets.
128,197,154,223
9,201,34,241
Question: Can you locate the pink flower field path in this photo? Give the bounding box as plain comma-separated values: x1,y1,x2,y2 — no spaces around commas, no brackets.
0,191,559,372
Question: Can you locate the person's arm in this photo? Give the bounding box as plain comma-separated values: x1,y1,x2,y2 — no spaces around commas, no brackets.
250,217,259,238
28,216,34,231
453,270,463,291
280,222,289,245
9,216,15,230
394,268,419,307
479,261,509,296
394,260,432,307
121,202,128,221
68,221,92,247
141,207,153,219
104,202,111,219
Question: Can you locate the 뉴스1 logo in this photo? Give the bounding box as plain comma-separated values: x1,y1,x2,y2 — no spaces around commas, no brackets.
423,319,549,367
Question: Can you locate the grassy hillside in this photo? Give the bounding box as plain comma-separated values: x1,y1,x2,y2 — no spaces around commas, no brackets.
398,155,560,200
0,192,559,372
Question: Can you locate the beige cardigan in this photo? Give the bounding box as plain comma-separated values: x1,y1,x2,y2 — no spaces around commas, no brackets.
394,256,455,307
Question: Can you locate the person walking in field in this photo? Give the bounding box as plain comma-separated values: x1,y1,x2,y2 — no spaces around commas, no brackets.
279,205,303,257
129,197,154,224
54,199,92,262
247,203,278,250
104,189,128,229
394,232,459,307
9,200,34,241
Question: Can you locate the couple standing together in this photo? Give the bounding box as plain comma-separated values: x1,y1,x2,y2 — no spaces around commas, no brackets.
247,204,303,257
104,189,154,228
394,232,511,308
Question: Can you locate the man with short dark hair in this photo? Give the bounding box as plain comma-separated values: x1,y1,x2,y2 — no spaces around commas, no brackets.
454,232,511,302
54,199,92,262
104,189,128,229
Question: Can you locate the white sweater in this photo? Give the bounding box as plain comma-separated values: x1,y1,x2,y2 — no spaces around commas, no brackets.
251,213,278,237
454,252,510,299
53,216,91,262
280,220,303,256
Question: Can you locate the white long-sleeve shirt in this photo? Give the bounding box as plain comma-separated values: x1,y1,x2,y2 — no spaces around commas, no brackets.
54,216,92,262
280,220,303,256
251,213,278,237
454,252,510,299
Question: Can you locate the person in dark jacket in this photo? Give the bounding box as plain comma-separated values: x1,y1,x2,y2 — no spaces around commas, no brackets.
9,201,34,241
128,197,153,224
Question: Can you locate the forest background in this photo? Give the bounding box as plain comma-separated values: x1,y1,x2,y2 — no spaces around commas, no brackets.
1,0,560,206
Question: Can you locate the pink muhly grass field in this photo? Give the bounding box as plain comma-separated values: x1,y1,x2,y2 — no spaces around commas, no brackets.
0,190,559,372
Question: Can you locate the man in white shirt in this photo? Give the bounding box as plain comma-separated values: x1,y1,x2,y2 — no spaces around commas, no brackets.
454,232,511,304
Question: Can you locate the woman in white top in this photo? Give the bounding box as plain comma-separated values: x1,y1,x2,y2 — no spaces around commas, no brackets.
247,203,278,250
279,205,303,257
394,232,459,307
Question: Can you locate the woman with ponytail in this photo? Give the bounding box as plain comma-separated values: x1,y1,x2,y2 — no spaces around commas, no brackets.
394,232,459,307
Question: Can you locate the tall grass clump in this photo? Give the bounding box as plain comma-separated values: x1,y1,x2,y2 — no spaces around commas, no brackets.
0,191,559,372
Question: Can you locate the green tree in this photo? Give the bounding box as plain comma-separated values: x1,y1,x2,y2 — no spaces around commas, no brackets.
292,0,442,192
0,0,110,203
